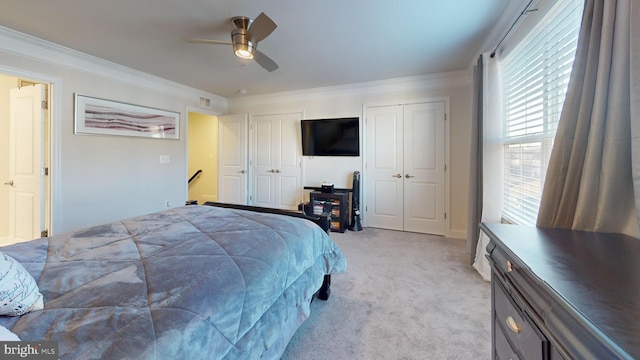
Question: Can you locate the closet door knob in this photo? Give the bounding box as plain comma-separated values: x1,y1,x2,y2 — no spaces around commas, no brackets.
405,174,415,178
392,173,402,178
4,180,13,186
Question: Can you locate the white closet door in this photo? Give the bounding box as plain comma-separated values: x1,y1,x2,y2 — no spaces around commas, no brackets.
403,102,446,234
250,113,302,210
218,114,248,205
365,101,447,235
275,113,303,210
252,117,274,207
365,105,404,231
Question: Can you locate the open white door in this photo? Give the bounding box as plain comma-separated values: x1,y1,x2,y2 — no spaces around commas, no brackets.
8,84,45,243
218,114,248,205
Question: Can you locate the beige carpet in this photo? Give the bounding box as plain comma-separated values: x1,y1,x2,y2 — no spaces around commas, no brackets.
281,227,491,360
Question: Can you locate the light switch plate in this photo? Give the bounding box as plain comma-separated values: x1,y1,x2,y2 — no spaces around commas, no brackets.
159,155,171,164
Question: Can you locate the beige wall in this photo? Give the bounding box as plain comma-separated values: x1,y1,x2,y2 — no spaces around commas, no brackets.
0,74,16,237
188,112,219,204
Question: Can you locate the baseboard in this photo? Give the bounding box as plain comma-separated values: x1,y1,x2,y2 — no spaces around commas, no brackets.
201,194,217,203
0,236,16,247
449,229,466,240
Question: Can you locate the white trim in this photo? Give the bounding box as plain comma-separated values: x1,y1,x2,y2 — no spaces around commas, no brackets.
229,71,471,108
0,25,227,112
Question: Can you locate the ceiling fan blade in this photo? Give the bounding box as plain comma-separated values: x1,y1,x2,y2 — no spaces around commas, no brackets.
183,38,232,45
247,12,277,43
254,50,279,72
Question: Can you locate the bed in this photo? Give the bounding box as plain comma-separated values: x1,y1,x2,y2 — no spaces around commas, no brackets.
0,203,346,359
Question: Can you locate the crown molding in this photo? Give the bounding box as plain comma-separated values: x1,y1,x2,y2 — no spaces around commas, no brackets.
0,25,227,112
0,25,473,112
228,70,472,108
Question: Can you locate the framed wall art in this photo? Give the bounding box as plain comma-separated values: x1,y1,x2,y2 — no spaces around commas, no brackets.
74,94,180,139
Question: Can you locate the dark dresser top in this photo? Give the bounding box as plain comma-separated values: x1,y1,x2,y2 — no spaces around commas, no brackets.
480,223,640,359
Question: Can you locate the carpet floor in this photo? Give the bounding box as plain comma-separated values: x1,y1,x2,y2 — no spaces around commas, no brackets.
281,227,491,360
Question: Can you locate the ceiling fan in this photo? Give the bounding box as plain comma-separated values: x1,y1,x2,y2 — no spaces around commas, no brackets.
184,12,279,72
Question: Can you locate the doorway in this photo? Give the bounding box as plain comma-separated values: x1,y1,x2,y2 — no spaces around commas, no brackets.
187,111,219,205
1,74,51,245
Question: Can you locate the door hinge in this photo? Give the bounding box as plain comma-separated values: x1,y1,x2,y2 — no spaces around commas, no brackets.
41,100,48,110
41,229,49,237
249,195,253,201
444,212,447,220
444,164,447,171
42,167,49,176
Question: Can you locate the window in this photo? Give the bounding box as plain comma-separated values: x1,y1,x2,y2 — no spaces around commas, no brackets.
501,0,584,225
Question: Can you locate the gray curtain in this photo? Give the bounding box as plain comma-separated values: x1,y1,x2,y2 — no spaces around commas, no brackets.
467,55,483,264
538,0,639,237
631,1,640,230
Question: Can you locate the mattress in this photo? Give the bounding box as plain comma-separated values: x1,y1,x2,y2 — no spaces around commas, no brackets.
0,205,346,359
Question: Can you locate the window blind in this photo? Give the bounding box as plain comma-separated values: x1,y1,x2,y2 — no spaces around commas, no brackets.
501,0,583,225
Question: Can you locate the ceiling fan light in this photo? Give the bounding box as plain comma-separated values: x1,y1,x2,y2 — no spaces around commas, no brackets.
231,28,255,60
234,47,254,59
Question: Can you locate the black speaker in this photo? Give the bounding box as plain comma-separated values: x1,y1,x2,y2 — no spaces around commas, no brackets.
349,171,363,231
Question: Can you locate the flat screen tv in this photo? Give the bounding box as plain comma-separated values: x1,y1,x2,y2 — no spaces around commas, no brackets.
301,117,360,156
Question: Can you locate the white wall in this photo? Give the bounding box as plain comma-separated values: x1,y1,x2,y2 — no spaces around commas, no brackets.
0,27,227,234
228,73,473,238
0,26,473,238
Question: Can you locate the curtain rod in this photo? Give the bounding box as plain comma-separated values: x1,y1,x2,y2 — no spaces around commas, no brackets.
490,0,538,57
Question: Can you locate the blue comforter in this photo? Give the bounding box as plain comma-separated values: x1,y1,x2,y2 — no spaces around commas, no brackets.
0,205,346,359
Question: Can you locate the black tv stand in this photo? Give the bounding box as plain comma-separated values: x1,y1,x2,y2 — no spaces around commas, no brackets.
304,186,352,193
309,191,348,233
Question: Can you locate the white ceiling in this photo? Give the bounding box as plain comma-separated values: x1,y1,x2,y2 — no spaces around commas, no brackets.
0,0,514,98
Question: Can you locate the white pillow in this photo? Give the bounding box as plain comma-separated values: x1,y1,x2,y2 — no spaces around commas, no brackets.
0,325,20,341
0,252,44,316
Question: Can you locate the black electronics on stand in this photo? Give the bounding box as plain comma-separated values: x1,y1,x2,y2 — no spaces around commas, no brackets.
349,171,363,231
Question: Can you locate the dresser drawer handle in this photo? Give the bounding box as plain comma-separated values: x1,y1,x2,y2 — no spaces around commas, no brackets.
506,260,514,272
506,316,520,334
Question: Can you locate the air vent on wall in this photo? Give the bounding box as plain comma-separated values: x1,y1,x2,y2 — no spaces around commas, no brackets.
199,97,211,108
